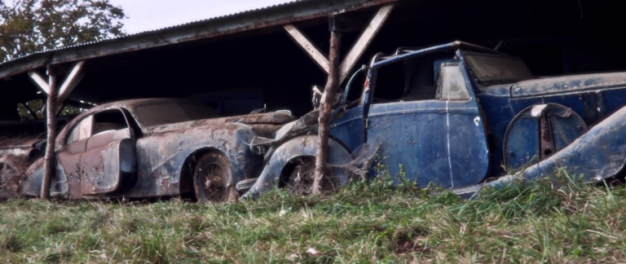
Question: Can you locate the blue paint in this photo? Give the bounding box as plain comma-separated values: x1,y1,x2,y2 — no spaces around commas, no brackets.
252,41,626,198
349,42,626,190
454,104,626,197
505,117,539,169
327,45,491,189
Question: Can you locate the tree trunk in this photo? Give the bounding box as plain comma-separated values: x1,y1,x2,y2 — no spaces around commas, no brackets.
41,67,57,200
312,30,341,194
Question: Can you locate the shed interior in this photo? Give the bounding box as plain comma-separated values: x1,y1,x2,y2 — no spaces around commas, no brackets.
2,0,625,121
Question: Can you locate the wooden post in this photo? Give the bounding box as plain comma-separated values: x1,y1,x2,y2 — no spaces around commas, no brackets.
312,26,341,195
41,65,57,200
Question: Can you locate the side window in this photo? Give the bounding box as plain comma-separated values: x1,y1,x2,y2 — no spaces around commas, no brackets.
91,109,129,136
65,109,130,145
436,62,471,101
66,115,94,144
371,60,407,103
371,55,456,103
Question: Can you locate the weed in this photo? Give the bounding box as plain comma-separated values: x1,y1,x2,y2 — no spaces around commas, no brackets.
1,168,625,263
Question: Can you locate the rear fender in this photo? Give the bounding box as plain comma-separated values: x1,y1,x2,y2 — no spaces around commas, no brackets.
453,104,626,197
520,104,626,182
241,135,352,200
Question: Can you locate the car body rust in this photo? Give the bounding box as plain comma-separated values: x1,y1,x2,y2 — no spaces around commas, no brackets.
7,98,294,200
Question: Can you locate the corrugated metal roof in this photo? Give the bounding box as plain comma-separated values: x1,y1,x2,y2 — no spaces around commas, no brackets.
0,0,396,79
0,0,304,64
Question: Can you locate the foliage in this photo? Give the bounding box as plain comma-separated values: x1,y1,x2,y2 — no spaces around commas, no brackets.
16,99,87,120
0,0,126,62
1,175,626,263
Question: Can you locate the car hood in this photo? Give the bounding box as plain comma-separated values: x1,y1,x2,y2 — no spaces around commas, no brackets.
484,72,626,97
148,111,295,134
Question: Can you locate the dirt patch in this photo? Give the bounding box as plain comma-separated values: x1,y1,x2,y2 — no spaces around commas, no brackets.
395,240,429,255
392,225,430,254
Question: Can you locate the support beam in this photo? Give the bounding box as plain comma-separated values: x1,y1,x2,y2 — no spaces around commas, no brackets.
338,4,394,84
22,103,38,119
284,24,330,73
28,61,86,114
27,71,50,94
41,65,57,200
285,5,393,85
55,61,86,113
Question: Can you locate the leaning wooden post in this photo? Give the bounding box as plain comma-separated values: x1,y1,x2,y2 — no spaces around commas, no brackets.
41,65,57,200
313,18,341,195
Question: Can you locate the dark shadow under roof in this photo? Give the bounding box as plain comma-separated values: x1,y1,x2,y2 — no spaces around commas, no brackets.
0,0,396,80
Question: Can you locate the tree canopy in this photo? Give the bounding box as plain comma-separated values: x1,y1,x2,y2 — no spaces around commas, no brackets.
0,0,126,62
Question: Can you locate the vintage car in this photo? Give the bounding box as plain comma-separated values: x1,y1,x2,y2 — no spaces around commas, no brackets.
5,40,626,202
241,41,626,199
12,98,294,202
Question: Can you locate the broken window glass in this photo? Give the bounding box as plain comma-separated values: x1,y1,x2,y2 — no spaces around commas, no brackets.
436,62,471,101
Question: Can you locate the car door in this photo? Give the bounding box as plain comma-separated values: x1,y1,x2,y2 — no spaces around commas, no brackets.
364,57,490,189
56,115,93,198
79,108,137,195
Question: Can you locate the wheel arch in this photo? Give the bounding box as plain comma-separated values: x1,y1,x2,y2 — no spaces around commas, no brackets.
241,135,353,200
178,147,226,200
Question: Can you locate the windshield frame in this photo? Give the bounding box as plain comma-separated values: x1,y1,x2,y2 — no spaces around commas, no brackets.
460,51,534,84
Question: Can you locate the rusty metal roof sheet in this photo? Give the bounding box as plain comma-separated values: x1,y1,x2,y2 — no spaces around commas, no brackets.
0,0,396,79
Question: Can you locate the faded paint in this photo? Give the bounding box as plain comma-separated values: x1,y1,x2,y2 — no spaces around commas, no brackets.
8,41,626,201
248,41,626,199
14,98,294,199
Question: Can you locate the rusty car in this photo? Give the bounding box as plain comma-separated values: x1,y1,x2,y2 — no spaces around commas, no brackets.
4,40,626,202
241,40,626,199
4,98,295,202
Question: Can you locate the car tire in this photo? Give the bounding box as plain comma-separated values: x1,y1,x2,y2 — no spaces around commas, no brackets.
193,152,237,203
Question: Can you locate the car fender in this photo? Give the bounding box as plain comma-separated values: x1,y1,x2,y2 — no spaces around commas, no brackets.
453,104,626,197
122,122,263,198
20,157,68,198
241,135,352,200
519,104,626,182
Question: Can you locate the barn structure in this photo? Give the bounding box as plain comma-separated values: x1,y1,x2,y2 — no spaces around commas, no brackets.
2,0,626,122
0,0,626,198
1,0,626,189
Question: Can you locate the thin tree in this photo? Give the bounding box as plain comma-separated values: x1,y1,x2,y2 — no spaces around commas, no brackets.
312,21,341,195
0,0,126,199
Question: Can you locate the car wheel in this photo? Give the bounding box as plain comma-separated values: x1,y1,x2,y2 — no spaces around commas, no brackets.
193,152,236,203
283,156,338,196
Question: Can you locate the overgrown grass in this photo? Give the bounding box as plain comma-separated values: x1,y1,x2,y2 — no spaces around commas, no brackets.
2,173,626,263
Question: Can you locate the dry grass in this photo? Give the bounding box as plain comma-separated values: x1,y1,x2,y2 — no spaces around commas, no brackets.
1,172,626,263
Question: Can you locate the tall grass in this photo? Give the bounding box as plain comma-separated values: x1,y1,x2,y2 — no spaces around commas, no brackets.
1,172,626,263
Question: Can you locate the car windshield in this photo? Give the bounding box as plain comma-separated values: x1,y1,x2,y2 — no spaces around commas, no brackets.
133,101,219,127
462,51,533,83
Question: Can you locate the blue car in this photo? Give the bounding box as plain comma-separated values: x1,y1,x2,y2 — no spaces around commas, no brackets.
243,41,626,198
